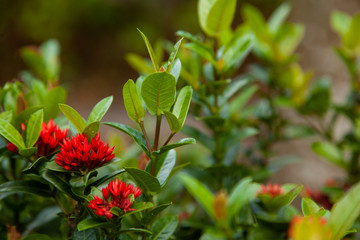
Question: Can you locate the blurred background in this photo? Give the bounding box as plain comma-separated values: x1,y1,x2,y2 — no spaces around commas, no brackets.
1,0,360,187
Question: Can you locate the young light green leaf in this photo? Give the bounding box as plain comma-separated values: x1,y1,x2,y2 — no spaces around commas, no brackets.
223,34,253,72
344,13,360,50
301,198,327,217
0,118,25,150
125,168,161,193
198,0,237,37
268,3,291,34
59,104,86,133
25,109,43,147
170,58,182,81
0,111,12,122
123,80,145,123
328,182,360,240
178,172,215,220
150,215,178,240
167,38,183,73
164,111,181,133
83,121,100,141
172,86,193,128
184,42,218,67
331,11,351,36
229,85,258,116
87,96,113,123
312,141,345,169
138,29,159,72
141,72,176,115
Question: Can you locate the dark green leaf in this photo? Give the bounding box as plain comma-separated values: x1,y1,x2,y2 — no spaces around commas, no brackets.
118,228,152,235
125,168,161,193
150,215,178,240
59,104,86,133
19,147,38,157
122,202,154,218
22,234,52,240
141,203,172,225
87,96,113,123
0,180,52,199
141,72,176,115
41,169,79,200
73,228,98,240
229,85,258,116
23,157,48,174
25,109,43,147
123,80,145,123
181,125,214,150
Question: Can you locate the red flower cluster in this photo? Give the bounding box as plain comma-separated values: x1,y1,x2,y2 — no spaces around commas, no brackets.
305,187,332,209
55,133,115,172
7,120,68,157
88,178,142,219
258,183,284,197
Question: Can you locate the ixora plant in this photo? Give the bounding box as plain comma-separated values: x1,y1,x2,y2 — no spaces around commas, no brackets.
2,1,360,240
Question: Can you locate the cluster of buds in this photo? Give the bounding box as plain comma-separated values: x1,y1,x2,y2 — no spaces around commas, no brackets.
88,178,142,219
288,216,330,240
55,133,115,172
257,183,284,197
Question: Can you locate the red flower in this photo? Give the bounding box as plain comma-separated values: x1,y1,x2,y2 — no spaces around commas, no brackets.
305,187,333,209
55,133,115,172
88,178,142,219
6,120,67,157
258,183,284,197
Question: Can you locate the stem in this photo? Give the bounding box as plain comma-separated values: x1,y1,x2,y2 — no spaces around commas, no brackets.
139,122,152,154
153,115,162,151
162,132,175,147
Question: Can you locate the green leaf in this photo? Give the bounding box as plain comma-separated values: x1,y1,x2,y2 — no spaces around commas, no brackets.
20,47,45,80
122,202,154,218
229,85,258,116
87,96,113,123
328,182,360,240
184,42,217,67
268,3,291,34
0,180,52,199
125,167,161,193
150,215,178,240
0,111,12,122
142,203,172,225
43,86,66,121
125,53,154,75
0,118,25,149
138,29,159,72
156,138,196,155
23,157,47,174
198,0,237,37
22,234,53,240
312,141,345,168
123,80,145,123
77,219,110,231
164,111,181,133
181,125,214,150
141,72,176,115
45,160,72,172
301,198,327,217
172,86,193,128
104,122,150,156
222,77,249,100
83,121,100,141
170,58,181,81
227,177,258,220
167,38,183,73
25,206,61,232
178,172,215,220
19,147,38,157
344,13,360,50
223,34,253,72
119,228,152,235
25,109,43,147
40,39,60,82
155,150,176,186
331,11,351,36
59,104,86,133
73,228,98,240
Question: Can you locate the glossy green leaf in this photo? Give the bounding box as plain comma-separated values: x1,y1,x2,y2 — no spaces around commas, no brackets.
77,219,110,231
0,180,52,199
223,34,253,72
155,150,176,186
59,104,86,133
45,160,72,172
170,58,181,81
167,38,183,73
156,138,196,155
43,86,66,121
83,121,100,141
173,86,193,128
301,198,327,217
138,29,159,72
178,172,215,220
125,167,161,193
23,157,47,174
25,109,43,147
227,177,259,220
331,11,351,36
123,80,145,123
104,122,150,156
150,215,178,240
164,111,181,133
142,203,172,225
0,118,25,149
198,0,236,37
119,228,152,235
87,96,113,123
141,72,176,115
184,42,217,67
312,141,345,168
328,182,360,240
268,3,291,34
19,147,38,157
73,229,97,240
122,202,154,218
